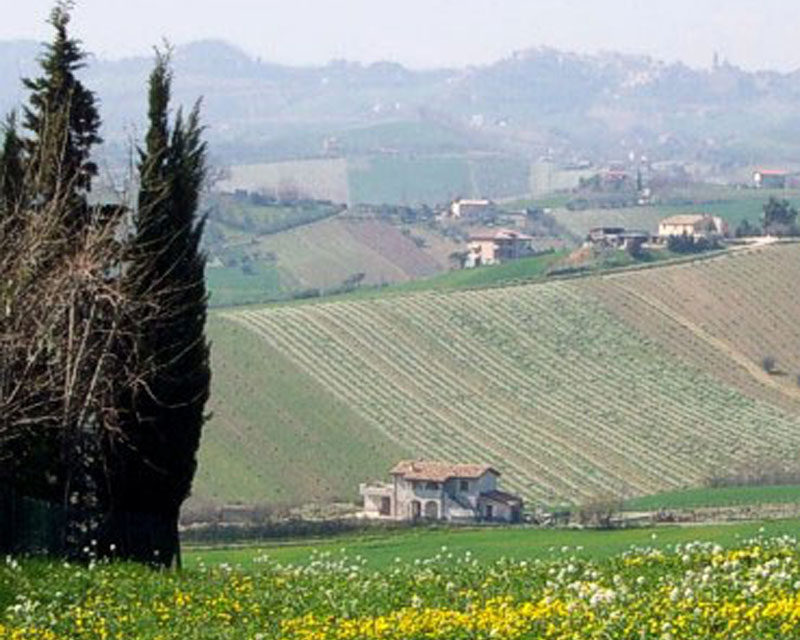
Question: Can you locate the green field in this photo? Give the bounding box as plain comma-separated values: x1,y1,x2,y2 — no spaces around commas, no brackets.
654,187,800,228
625,485,800,511
333,250,568,299
206,194,343,237
206,264,285,307
183,519,800,569
348,155,472,205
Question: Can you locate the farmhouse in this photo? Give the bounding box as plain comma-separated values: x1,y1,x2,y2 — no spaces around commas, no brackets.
360,460,523,523
466,229,534,267
658,214,728,240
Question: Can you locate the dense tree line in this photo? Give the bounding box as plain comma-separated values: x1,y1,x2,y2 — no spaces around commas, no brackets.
0,3,209,567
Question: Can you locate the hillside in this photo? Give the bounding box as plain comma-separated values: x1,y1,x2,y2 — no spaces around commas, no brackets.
205,215,461,307
196,243,800,507
6,40,800,174
582,242,800,413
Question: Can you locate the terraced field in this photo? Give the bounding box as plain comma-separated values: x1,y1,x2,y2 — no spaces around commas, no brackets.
203,243,800,506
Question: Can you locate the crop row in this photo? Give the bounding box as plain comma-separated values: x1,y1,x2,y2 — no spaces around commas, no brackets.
584,244,800,409
226,254,800,504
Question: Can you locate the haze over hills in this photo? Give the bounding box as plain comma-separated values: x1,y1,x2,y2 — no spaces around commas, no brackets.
3,39,800,169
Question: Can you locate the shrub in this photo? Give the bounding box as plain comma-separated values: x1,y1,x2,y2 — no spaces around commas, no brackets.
576,494,623,529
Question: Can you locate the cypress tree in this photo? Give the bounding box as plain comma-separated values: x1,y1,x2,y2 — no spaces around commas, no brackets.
22,0,101,216
0,113,25,212
2,5,118,555
105,51,210,566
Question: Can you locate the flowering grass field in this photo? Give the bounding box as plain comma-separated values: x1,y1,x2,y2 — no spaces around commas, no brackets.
5,527,800,639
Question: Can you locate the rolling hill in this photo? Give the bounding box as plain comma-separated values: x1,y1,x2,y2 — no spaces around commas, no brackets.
7,39,800,174
195,242,800,507
204,214,463,307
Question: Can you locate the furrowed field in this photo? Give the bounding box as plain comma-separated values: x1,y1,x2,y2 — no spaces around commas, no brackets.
6,532,800,639
198,243,800,507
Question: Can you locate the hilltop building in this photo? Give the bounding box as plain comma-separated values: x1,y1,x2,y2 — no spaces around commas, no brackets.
601,169,631,188
360,461,523,523
753,170,787,189
587,227,650,251
449,198,491,219
466,229,534,267
658,214,728,240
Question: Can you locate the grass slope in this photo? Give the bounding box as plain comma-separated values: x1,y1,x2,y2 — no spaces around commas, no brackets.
205,244,800,507
194,317,409,505
625,485,800,511
333,250,567,301
251,217,449,291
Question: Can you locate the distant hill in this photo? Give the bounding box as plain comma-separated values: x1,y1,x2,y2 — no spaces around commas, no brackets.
196,242,800,507
4,39,800,170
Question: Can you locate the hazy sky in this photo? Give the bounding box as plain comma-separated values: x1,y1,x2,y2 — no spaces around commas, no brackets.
4,0,800,72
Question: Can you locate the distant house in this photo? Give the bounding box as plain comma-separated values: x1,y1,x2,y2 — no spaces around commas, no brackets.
360,460,523,523
658,214,728,240
587,227,649,251
588,227,625,245
466,229,534,267
601,170,631,188
619,231,650,252
450,198,491,219
753,170,787,189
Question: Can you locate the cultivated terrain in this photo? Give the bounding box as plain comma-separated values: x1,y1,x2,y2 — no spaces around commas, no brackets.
196,242,800,508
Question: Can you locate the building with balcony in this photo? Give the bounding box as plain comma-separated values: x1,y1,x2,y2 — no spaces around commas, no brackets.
465,229,534,267
360,460,523,523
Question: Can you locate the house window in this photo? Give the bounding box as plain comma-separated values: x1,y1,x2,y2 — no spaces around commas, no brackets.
425,481,439,490
379,496,391,516
485,504,494,520
459,480,469,492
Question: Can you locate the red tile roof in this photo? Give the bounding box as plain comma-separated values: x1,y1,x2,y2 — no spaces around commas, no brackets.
390,460,499,482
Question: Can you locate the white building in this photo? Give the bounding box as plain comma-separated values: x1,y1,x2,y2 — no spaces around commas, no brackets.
657,214,728,240
450,199,491,219
465,229,534,267
360,460,523,523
